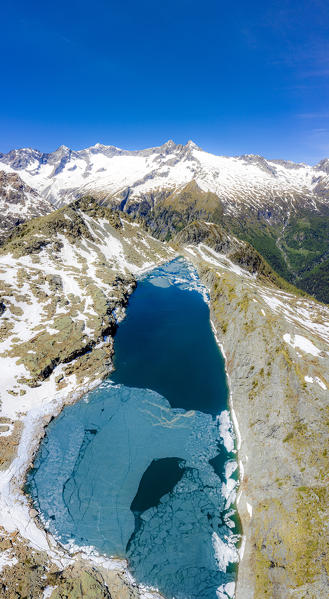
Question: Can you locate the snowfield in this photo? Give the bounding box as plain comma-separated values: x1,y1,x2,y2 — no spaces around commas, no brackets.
1,140,329,216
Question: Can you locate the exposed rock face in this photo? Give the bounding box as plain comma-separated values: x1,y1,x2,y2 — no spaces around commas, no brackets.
180,225,329,599
0,527,154,599
113,181,225,241
0,170,52,243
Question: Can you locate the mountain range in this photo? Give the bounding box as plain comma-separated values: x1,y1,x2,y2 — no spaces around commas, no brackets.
1,140,328,302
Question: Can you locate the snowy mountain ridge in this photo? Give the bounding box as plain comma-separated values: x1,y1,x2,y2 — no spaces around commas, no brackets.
1,140,329,217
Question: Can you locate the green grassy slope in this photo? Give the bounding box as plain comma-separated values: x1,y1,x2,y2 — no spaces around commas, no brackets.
121,183,329,303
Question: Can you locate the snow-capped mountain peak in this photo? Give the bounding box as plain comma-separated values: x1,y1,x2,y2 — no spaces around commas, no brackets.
186,140,201,150
0,140,329,217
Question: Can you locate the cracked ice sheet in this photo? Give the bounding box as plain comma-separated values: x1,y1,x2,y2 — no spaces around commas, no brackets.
32,383,236,597
0,367,135,572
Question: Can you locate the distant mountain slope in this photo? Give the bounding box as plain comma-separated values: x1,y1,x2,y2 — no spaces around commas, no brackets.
1,140,329,302
0,171,52,243
173,220,306,296
1,140,329,215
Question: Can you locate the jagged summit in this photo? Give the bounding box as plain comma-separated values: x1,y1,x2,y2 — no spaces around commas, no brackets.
0,139,329,218
186,140,201,149
160,139,176,148
315,158,329,172
158,139,201,151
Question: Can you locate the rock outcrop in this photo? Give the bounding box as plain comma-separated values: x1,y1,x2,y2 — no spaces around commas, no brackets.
0,170,52,244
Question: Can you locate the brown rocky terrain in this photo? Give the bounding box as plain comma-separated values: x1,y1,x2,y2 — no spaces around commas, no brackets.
0,171,52,243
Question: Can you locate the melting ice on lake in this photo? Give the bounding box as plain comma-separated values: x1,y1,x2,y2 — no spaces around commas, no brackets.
27,258,240,599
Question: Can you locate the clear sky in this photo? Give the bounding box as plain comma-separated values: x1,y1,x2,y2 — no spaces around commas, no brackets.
1,0,329,163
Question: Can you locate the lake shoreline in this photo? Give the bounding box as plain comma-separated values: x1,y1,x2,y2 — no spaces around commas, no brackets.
27,257,239,599
182,243,329,599
0,253,174,599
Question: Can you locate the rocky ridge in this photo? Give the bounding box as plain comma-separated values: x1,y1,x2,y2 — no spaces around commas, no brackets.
178,222,329,599
1,141,329,219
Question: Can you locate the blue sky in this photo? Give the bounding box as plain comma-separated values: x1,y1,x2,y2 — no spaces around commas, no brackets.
1,0,329,162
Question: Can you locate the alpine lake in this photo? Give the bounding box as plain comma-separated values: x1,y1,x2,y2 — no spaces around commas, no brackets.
26,258,240,599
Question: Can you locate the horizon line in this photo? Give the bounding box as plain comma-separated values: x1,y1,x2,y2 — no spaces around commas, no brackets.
0,139,327,167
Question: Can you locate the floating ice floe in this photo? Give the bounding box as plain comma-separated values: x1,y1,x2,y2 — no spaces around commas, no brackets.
218,410,235,453
216,581,236,599
212,532,239,572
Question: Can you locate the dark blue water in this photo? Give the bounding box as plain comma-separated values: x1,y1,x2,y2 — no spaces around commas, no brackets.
27,258,239,599
110,262,228,416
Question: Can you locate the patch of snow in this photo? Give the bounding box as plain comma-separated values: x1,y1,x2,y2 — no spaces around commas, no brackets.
0,422,14,437
42,586,57,599
239,460,244,482
230,408,241,451
0,549,18,573
315,377,327,390
216,582,236,599
197,244,253,279
283,333,321,356
239,535,246,561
